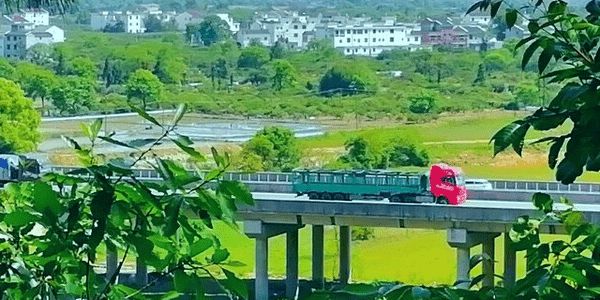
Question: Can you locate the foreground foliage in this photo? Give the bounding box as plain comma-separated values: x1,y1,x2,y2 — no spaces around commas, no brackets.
0,104,253,298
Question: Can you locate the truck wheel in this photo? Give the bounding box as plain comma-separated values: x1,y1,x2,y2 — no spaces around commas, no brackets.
333,193,345,201
308,192,319,200
390,195,402,202
321,193,332,200
436,196,449,205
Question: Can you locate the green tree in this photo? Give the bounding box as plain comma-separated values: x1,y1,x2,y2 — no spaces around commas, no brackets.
271,59,296,91
473,63,486,84
198,15,231,46
25,44,54,68
483,48,513,72
0,78,40,152
383,140,430,167
144,15,163,32
54,49,67,75
0,58,15,80
269,41,286,60
210,58,228,89
51,76,95,115
319,63,375,96
103,20,125,33
125,69,163,108
153,56,186,84
338,137,377,169
70,56,97,79
185,23,201,44
15,63,58,116
408,94,437,114
514,82,540,106
241,126,300,171
237,46,270,69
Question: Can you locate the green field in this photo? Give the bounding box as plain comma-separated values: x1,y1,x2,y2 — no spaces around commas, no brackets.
213,223,565,285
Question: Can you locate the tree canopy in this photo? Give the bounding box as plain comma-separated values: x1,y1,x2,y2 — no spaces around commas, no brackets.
125,69,163,108
0,78,41,152
240,126,300,171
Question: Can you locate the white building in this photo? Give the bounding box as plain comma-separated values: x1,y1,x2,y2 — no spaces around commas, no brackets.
237,21,274,47
4,22,64,58
463,12,491,26
216,13,240,34
175,11,202,31
90,11,145,33
14,9,49,26
333,21,422,56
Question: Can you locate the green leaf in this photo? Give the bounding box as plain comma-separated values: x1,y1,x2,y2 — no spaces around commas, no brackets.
490,121,526,156
211,147,225,168
538,45,554,74
32,182,61,215
127,138,156,148
163,196,183,236
211,248,230,264
522,39,540,70
515,35,536,50
411,286,431,299
130,235,155,263
556,137,587,184
548,137,565,169
532,192,553,214
548,83,589,110
160,291,181,300
189,238,213,257
172,138,205,162
563,211,586,234
511,123,530,156
221,268,248,299
505,8,517,28
555,264,589,286
218,181,254,205
130,104,161,127
173,270,196,293
171,103,187,126
465,1,482,15
5,211,38,227
490,1,502,18
62,136,82,150
81,118,103,142
528,20,540,34
99,136,137,149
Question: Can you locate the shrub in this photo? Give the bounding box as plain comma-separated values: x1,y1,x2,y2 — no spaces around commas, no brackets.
351,227,375,241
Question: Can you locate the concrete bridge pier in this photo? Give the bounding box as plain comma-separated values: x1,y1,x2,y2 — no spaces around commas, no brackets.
503,232,516,288
312,225,324,289
339,226,351,285
244,220,304,300
447,229,499,289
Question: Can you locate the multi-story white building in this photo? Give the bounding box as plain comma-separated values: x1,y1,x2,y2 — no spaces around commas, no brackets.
463,12,492,26
90,11,145,33
237,21,274,47
11,9,49,26
333,20,422,56
3,22,64,58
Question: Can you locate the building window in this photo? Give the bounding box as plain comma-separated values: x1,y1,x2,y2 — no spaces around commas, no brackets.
6,45,9,50
339,39,342,43
294,33,298,37
414,37,418,41
347,38,350,42
302,25,306,29
335,30,339,35
346,30,351,34
346,49,351,53
390,29,394,33
264,37,267,40
373,29,376,33
352,30,356,34
390,37,394,42
372,38,376,42
293,25,298,29
357,29,362,34
363,48,366,52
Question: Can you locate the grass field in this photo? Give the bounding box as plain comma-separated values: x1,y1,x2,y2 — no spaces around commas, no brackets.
211,223,567,285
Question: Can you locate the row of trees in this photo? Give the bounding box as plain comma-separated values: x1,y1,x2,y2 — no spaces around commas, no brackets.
234,126,430,172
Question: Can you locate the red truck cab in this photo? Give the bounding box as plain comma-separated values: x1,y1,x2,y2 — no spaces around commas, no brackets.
428,163,467,205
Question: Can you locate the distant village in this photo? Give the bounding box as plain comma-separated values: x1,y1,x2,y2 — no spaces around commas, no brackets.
90,3,530,56
0,3,531,61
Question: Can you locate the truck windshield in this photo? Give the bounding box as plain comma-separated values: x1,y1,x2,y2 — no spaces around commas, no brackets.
455,175,465,186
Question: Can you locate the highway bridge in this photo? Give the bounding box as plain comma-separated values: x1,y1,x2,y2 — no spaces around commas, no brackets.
48,167,600,299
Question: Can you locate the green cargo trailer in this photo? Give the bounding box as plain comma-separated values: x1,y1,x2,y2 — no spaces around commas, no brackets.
291,169,430,202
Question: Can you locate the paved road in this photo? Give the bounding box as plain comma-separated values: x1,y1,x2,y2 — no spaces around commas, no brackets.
251,192,600,212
